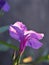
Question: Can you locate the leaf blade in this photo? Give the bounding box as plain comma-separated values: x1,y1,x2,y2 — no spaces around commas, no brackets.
0,25,9,33
0,41,19,51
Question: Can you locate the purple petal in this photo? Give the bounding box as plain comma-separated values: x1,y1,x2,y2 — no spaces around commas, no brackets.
9,25,24,41
26,38,43,49
9,22,27,41
24,30,44,40
0,0,6,9
11,26,23,34
13,22,27,32
2,2,10,12
9,27,20,41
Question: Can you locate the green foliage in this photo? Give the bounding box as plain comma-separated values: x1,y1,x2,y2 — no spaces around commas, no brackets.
0,25,9,33
0,44,9,51
0,41,19,51
0,39,11,51
34,55,49,64
0,25,10,51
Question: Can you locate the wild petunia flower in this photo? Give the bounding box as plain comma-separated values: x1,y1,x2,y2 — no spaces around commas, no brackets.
9,21,44,55
0,0,10,12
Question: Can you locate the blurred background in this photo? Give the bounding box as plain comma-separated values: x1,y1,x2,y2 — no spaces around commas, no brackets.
0,0,49,65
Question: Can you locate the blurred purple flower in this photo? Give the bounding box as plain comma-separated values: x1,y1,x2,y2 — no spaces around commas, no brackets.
0,0,10,12
9,22,44,54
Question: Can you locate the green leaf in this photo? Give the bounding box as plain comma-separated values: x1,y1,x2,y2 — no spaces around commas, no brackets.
0,25,9,33
0,39,11,51
0,41,19,51
35,55,49,64
0,44,9,51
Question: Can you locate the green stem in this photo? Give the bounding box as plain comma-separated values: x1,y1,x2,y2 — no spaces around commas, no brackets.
0,41,19,51
13,50,24,65
13,52,20,65
18,54,22,64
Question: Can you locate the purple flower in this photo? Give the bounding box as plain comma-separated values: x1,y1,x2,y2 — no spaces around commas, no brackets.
0,0,10,12
9,21,44,54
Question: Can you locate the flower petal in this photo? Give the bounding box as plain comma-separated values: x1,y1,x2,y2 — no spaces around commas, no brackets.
2,2,10,12
0,0,5,9
9,26,20,41
9,26,24,41
9,21,27,41
13,22,27,32
26,38,43,49
9,22,27,41
24,30,44,40
11,26,24,37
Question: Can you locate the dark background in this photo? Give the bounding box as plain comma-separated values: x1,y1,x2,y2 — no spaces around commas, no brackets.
0,0,49,65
